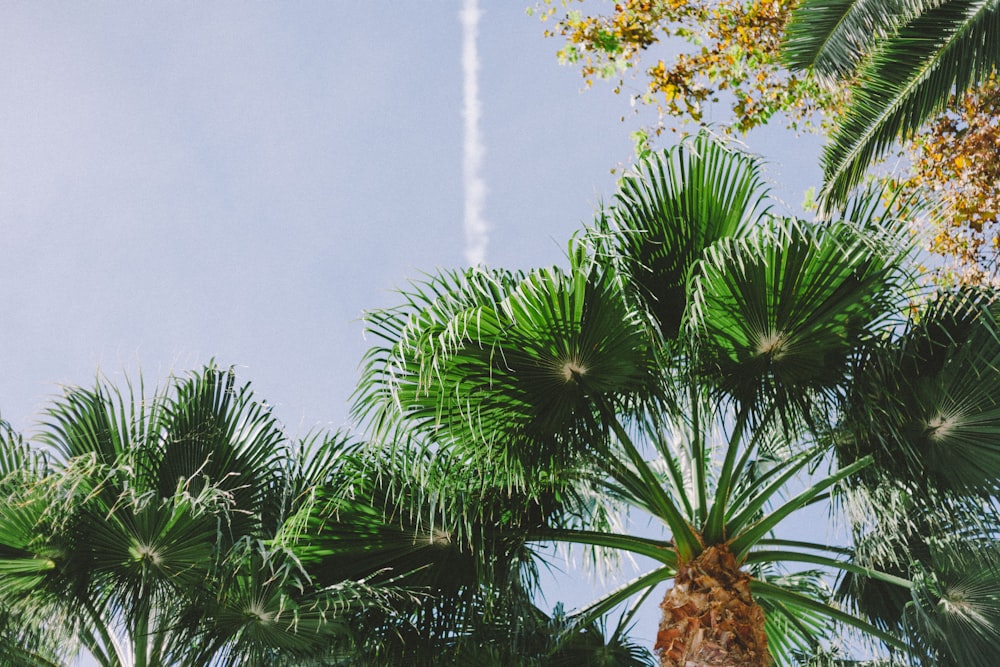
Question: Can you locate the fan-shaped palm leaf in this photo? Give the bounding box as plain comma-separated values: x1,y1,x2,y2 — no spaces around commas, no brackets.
904,546,1000,667
288,433,583,663
598,131,771,340
687,216,910,428
155,367,291,538
841,287,1000,493
190,539,377,667
836,480,1000,641
356,246,657,481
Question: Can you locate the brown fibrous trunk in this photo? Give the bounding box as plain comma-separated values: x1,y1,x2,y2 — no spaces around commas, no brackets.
655,544,770,667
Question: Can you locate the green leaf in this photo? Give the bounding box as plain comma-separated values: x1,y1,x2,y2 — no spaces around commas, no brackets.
598,130,771,340
688,217,907,428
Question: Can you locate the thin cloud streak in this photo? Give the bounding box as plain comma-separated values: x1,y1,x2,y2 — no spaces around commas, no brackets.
461,0,489,266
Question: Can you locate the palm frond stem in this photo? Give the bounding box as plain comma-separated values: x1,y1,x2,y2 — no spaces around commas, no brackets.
747,550,914,589
752,580,909,652
599,403,701,560
726,446,827,538
730,456,874,560
531,528,677,566
704,403,758,544
569,565,677,629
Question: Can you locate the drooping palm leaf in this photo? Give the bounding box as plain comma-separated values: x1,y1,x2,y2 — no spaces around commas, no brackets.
755,568,838,666
786,0,1000,206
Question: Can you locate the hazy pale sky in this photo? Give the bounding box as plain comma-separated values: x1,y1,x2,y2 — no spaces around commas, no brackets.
0,2,824,657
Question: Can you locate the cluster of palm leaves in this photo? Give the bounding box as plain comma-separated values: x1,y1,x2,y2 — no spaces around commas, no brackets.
2,132,999,666
350,133,1000,665
0,369,414,666
0,364,649,667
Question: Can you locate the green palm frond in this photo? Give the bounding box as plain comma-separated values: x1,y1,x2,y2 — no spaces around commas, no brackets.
354,266,522,430
0,419,48,482
0,458,71,665
356,247,657,481
904,546,1000,667
291,437,572,651
753,579,911,654
801,651,906,666
192,540,377,667
841,287,1000,493
157,366,291,538
544,600,655,667
39,375,147,467
0,600,68,667
597,130,770,340
88,480,224,622
687,216,909,428
834,477,1000,628
783,0,932,79
756,568,838,667
786,0,1000,206
829,468,1000,667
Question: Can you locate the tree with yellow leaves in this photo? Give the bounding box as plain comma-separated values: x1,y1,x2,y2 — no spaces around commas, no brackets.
534,0,1000,283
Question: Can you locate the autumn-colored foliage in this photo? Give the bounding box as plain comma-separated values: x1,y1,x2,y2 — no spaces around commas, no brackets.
899,74,1000,284
533,0,1000,283
533,0,842,136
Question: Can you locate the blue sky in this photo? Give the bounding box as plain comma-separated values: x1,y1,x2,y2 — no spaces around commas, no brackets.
0,2,826,658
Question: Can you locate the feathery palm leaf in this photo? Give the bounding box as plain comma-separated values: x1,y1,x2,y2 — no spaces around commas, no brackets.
785,0,1000,206
784,0,933,80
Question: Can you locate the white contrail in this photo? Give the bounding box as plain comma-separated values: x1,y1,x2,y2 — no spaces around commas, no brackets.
461,0,489,266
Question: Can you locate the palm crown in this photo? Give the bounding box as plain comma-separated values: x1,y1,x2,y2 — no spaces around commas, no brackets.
354,131,1000,666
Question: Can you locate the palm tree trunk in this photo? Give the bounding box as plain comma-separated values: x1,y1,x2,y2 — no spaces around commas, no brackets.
655,545,770,667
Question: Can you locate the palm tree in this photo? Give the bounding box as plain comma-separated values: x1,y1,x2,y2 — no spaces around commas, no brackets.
783,0,1000,207
0,366,397,666
282,426,655,666
352,132,1000,666
0,419,67,667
